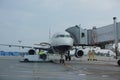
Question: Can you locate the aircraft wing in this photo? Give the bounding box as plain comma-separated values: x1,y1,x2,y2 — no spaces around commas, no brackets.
0,43,50,50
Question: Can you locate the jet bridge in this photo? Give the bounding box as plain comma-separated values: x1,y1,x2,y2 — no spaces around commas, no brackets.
88,22,120,49
66,22,120,49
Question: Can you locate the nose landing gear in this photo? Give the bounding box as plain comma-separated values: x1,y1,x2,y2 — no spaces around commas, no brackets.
60,59,65,64
60,54,65,64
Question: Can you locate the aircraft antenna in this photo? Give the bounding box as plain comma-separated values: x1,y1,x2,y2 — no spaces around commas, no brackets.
49,27,51,39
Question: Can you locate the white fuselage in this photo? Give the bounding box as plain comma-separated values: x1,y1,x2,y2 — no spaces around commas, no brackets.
50,32,73,53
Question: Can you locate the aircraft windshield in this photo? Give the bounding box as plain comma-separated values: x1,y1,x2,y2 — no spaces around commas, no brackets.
56,35,71,38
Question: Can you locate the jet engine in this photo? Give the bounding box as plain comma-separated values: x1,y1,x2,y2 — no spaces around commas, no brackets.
75,49,84,58
28,49,36,55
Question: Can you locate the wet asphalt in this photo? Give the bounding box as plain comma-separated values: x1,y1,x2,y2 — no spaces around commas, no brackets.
0,56,120,80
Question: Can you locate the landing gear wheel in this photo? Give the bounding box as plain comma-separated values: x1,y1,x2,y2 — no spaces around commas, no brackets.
60,59,65,64
65,56,68,61
68,56,71,61
65,56,71,61
117,60,120,66
24,59,29,62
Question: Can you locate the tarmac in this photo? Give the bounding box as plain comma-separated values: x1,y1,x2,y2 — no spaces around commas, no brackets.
0,56,120,80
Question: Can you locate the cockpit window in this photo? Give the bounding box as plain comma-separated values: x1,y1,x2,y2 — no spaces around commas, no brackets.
59,35,64,37
56,35,71,38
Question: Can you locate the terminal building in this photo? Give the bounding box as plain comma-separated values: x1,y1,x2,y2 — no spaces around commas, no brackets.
66,22,120,49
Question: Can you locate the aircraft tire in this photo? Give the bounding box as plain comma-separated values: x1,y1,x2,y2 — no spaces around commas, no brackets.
24,59,29,62
117,60,120,66
68,56,71,61
65,56,68,61
65,56,71,61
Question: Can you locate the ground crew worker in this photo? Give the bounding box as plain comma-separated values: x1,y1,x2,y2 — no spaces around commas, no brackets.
38,50,45,55
88,50,97,61
65,51,71,61
38,50,47,60
92,50,97,61
88,50,92,61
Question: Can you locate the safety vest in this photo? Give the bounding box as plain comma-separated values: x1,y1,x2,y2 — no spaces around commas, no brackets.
39,51,45,55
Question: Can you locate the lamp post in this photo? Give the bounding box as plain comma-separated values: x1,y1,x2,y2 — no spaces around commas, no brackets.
18,40,22,51
113,17,118,59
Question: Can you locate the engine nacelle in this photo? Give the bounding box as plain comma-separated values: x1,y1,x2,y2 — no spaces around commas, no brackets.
28,49,36,55
75,50,84,58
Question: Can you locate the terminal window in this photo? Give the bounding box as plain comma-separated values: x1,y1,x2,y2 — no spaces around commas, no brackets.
81,33,85,38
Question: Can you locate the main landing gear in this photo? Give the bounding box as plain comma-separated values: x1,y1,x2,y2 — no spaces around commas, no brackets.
65,56,71,61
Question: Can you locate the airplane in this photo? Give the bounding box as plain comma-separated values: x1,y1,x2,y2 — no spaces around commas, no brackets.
0,31,84,63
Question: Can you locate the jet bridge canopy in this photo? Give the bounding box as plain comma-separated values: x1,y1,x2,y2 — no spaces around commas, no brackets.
66,25,88,45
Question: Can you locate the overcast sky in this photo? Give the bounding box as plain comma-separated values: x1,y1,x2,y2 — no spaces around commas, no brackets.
0,0,120,51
